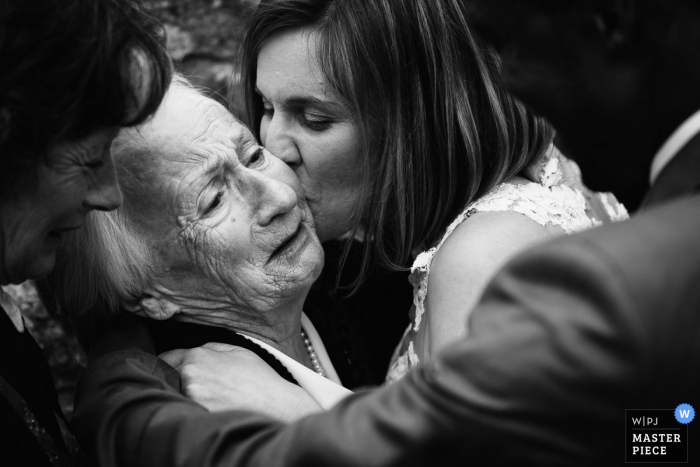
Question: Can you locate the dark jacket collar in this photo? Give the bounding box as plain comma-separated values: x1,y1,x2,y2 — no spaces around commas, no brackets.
144,318,300,386
642,131,700,209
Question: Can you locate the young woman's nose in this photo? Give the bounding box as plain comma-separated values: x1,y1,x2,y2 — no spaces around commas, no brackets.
83,155,123,212
248,169,298,226
261,115,303,170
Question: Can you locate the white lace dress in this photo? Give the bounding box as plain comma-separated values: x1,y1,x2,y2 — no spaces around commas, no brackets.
385,155,628,385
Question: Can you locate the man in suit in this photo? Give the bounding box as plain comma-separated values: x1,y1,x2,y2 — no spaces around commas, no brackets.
72,0,700,465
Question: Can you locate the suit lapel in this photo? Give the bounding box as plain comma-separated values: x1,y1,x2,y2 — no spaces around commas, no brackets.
642,131,700,209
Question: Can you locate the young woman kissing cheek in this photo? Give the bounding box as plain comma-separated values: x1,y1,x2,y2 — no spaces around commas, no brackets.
256,27,364,243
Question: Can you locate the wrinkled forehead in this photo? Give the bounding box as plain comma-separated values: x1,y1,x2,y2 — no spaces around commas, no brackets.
120,88,254,178
149,88,250,161
113,88,258,209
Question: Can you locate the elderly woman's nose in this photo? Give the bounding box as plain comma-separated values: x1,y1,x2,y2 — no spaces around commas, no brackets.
250,171,298,226
83,157,123,211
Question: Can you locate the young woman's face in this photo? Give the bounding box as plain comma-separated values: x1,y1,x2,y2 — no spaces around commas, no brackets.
256,27,363,243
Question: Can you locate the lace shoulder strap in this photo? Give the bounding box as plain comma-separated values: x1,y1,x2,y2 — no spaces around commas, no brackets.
409,177,598,332
412,154,574,281
413,178,570,276
467,181,597,234
409,183,516,331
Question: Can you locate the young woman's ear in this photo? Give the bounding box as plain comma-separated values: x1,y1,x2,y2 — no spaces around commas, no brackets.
121,289,180,320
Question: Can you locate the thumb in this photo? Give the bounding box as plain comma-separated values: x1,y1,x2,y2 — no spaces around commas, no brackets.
158,348,189,369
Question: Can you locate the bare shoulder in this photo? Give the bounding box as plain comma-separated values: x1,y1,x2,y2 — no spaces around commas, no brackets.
424,210,562,353
431,210,561,277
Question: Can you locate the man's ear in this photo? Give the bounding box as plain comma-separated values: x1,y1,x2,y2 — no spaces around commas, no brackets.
122,290,180,321
589,0,636,51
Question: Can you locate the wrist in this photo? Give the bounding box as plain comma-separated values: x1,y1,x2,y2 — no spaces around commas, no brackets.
279,390,323,423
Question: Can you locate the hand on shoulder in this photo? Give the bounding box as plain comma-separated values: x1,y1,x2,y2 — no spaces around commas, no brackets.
160,343,323,423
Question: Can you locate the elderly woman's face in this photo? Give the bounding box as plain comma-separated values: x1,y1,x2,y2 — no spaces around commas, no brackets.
0,128,122,284
121,88,324,311
257,28,363,243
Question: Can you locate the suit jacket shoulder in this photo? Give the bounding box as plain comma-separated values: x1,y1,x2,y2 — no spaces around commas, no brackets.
271,195,700,466
547,193,700,382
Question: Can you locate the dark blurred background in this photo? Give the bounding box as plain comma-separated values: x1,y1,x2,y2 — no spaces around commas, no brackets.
154,0,258,112
3,0,258,419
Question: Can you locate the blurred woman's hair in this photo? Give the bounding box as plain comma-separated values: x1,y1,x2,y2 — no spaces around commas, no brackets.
41,207,157,348
0,0,172,197
239,0,553,288
37,74,204,349
39,76,209,349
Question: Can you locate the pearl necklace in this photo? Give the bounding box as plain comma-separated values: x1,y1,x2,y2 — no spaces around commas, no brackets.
301,330,327,378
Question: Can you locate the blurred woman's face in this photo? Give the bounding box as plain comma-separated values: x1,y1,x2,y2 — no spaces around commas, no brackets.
257,27,363,243
0,128,123,284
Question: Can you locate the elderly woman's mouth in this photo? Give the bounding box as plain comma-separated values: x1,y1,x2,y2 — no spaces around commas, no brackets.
268,222,312,263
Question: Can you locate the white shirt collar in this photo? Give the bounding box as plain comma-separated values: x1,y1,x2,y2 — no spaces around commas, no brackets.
239,313,353,410
0,286,24,333
650,108,700,184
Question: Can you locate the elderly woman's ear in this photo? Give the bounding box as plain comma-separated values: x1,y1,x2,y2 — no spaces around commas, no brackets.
122,290,181,321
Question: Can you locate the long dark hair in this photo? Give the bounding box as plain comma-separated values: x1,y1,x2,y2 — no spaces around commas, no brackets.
0,0,172,196
241,0,553,287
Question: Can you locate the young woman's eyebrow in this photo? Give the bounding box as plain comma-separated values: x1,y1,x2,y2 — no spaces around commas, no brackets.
255,86,340,109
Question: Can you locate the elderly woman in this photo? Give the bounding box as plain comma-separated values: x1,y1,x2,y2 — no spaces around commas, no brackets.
0,0,170,465
43,78,352,423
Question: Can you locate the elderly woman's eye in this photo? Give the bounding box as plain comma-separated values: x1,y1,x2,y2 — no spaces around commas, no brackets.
245,148,265,168
205,192,224,215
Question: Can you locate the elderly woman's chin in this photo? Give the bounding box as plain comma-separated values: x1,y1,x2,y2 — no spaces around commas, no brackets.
265,222,325,293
